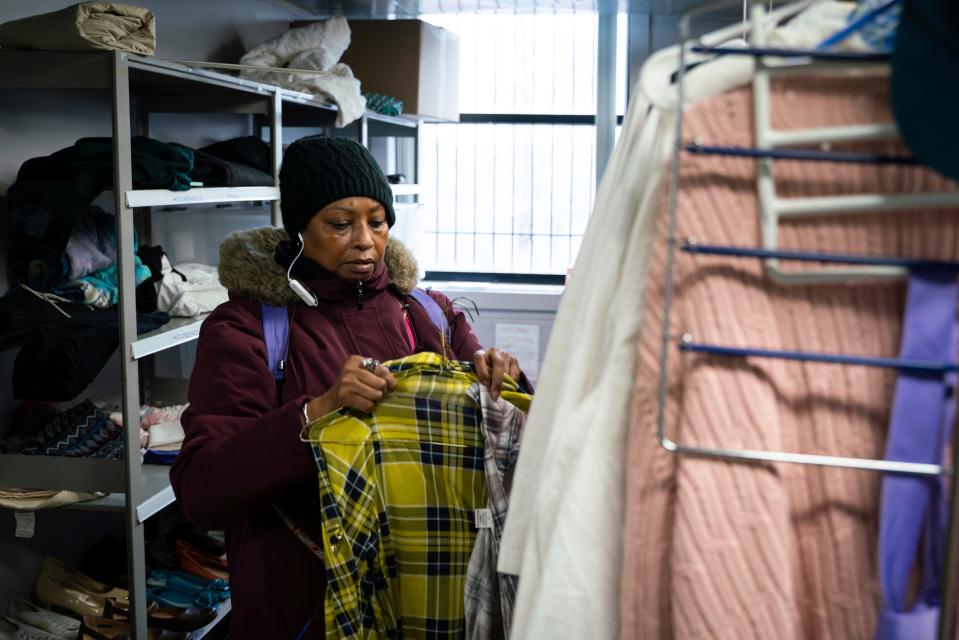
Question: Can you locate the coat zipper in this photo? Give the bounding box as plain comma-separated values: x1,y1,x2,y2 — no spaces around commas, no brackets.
355,280,365,309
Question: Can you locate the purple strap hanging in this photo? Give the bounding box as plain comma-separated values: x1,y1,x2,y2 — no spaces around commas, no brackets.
409,288,451,346
261,304,289,380
877,268,959,639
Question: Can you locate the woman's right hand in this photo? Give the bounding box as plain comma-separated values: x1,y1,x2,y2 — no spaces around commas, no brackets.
305,355,397,422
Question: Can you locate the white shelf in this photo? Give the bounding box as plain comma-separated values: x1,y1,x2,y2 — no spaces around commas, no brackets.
191,598,232,639
69,464,175,523
131,314,208,360
126,187,279,208
390,184,422,197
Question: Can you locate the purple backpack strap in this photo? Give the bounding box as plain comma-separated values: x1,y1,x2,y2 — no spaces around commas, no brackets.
261,304,289,380
408,287,451,346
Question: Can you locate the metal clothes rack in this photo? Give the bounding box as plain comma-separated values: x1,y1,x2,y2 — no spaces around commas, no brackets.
655,2,959,638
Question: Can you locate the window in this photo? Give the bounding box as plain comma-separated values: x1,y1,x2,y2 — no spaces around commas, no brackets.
409,10,627,277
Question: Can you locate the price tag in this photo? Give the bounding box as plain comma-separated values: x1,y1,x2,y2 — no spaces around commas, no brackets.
15,511,35,539
474,509,493,529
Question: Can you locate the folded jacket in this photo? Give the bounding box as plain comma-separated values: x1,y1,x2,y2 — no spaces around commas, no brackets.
199,136,272,175
0,2,156,54
12,310,170,402
188,147,273,188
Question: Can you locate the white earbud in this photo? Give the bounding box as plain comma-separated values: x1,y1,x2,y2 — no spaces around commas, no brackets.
288,233,318,307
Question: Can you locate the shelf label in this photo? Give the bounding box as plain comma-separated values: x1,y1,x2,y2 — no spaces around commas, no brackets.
15,511,35,538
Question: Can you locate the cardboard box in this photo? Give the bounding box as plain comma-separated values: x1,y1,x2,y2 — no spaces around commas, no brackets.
340,20,460,122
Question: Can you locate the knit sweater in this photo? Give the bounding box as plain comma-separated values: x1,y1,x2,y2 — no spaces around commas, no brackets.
620,77,959,639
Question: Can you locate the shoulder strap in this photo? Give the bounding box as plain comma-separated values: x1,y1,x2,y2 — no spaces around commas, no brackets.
261,304,289,380
408,288,451,346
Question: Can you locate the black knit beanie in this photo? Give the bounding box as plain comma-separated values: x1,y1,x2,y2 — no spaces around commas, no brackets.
279,136,396,239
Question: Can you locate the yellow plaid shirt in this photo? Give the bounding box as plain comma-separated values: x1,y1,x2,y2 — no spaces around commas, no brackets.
304,352,531,639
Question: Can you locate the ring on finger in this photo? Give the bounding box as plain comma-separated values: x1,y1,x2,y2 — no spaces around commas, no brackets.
360,357,380,373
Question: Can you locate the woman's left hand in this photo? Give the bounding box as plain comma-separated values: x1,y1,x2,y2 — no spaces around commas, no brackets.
473,348,522,401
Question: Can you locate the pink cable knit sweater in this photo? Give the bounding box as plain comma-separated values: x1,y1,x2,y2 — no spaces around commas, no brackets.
620,77,959,639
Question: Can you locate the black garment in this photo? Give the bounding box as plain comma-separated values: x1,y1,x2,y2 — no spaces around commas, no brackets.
6,137,193,290
12,310,169,402
0,289,104,352
199,136,272,174
188,147,273,188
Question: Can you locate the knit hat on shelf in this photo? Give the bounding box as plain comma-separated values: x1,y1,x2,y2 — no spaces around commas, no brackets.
279,135,395,239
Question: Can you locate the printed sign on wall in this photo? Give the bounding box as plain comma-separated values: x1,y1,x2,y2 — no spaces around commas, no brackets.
494,323,540,384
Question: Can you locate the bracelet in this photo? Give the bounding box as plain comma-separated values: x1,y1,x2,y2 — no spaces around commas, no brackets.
302,400,312,427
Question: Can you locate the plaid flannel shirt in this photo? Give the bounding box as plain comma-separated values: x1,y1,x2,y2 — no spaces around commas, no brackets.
305,353,531,639
464,384,525,640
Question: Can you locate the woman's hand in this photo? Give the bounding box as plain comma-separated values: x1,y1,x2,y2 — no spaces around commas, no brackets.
306,355,397,421
473,348,522,401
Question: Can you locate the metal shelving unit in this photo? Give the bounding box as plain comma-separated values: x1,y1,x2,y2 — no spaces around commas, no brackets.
0,48,418,638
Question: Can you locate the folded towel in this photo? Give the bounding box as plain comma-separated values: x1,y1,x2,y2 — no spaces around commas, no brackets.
0,2,156,55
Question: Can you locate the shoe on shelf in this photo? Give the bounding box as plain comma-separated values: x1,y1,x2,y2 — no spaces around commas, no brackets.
39,559,128,607
171,524,225,558
143,587,218,612
175,541,227,582
78,617,188,640
7,597,79,640
102,600,213,633
146,571,228,601
34,574,108,619
0,613,64,640
145,607,216,633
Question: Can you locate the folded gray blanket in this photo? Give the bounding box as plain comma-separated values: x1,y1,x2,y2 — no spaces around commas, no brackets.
0,2,155,55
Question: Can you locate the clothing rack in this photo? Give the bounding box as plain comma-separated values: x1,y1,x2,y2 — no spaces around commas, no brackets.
657,2,959,638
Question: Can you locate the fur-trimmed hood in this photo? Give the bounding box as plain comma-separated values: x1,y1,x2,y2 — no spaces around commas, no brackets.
218,227,419,306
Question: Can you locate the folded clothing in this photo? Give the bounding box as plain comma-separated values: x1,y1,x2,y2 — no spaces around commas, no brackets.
6,136,193,291
0,488,106,510
12,310,170,402
156,259,227,318
143,449,178,465
56,206,154,305
199,136,271,174
0,2,156,54
239,17,364,127
1,399,122,458
188,147,273,188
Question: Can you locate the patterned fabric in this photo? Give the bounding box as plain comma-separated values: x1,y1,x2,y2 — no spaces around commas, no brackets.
464,384,524,640
304,352,531,640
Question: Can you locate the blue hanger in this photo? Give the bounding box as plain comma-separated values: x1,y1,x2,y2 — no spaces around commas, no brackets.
684,142,917,165
679,339,959,374
680,241,959,270
815,0,902,51
689,44,889,62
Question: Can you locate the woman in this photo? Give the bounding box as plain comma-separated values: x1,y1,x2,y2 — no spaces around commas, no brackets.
170,136,527,639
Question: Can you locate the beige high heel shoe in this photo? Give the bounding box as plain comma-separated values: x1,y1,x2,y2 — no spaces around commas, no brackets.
40,557,129,605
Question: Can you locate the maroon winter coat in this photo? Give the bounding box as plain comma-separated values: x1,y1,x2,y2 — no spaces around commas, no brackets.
170,229,482,639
